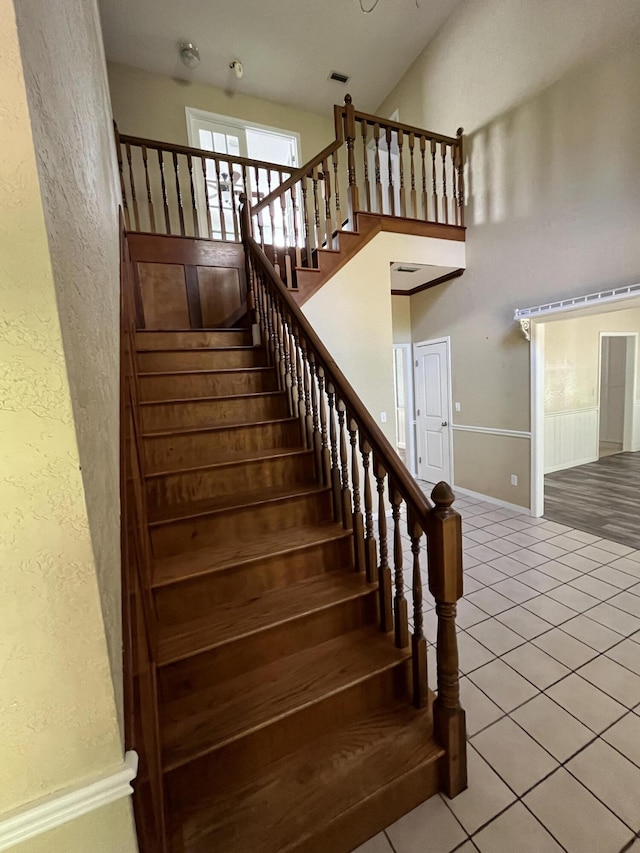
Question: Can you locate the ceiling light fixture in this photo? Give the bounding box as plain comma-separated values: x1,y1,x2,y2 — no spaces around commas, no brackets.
230,60,244,79
358,0,421,11
179,42,200,69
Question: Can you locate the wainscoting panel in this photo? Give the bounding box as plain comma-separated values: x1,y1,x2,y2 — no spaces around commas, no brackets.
544,408,598,473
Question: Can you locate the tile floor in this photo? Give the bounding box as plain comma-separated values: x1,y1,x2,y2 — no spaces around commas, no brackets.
357,486,640,853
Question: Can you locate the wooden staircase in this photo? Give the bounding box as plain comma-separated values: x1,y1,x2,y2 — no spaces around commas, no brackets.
133,326,449,852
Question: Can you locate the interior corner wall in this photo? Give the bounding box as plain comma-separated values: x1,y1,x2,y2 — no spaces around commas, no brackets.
106,62,335,162
0,4,135,844
392,295,412,344
379,0,640,508
13,0,125,728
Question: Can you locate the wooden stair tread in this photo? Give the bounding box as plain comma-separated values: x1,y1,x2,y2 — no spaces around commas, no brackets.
171,702,442,852
142,415,297,438
139,390,286,407
145,447,313,480
138,366,272,377
136,345,259,354
157,570,369,665
162,627,409,770
148,482,326,526
153,522,353,587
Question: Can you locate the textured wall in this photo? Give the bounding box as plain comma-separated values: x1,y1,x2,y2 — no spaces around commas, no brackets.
0,2,134,837
13,0,125,725
378,0,640,507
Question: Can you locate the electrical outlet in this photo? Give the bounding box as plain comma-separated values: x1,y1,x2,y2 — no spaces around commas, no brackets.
380,412,387,423
455,402,461,412
510,474,518,486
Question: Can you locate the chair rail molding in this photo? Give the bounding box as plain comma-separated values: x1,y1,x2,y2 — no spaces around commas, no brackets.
0,752,138,851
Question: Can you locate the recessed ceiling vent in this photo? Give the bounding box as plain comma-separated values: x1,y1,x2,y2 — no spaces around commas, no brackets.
329,71,350,84
395,265,421,274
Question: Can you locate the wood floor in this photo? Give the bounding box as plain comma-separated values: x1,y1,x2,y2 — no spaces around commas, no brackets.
544,451,640,549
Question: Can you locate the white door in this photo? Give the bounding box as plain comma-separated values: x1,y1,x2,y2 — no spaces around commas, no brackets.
414,340,452,484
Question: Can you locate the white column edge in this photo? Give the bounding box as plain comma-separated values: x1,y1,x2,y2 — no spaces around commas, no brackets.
0,751,138,851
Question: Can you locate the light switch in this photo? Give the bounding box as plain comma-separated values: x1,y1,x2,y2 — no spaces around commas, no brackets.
380,412,387,423
455,402,461,412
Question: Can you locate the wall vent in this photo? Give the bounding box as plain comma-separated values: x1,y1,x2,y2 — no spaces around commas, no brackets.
329,71,350,84
395,265,421,274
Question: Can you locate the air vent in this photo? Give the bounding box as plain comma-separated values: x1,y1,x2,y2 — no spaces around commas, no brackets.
395,265,421,274
329,71,350,84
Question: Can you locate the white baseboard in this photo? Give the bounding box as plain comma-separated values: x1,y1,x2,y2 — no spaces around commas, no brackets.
451,485,531,515
0,752,138,851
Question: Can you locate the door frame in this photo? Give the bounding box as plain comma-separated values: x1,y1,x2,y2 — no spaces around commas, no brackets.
598,331,638,454
413,336,454,485
392,343,417,476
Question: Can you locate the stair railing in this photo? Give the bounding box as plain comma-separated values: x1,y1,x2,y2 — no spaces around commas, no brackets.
240,199,467,797
115,123,293,241
249,96,464,289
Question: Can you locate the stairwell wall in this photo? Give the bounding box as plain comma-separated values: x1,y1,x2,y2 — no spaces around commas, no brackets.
378,0,640,507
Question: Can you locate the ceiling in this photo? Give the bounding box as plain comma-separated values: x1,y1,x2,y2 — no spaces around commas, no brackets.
98,0,465,116
390,262,461,293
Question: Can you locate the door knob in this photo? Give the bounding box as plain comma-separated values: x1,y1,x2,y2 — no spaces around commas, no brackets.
441,421,448,427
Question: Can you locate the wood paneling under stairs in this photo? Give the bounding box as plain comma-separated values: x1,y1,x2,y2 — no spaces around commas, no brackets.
545,451,640,549
130,327,449,852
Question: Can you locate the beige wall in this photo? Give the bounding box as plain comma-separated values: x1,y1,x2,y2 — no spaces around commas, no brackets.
0,5,135,847
544,307,640,414
14,800,136,853
392,295,412,344
379,0,640,507
14,0,125,727
107,62,335,163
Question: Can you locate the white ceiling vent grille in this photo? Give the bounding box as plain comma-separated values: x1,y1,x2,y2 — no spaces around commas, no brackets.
329,71,350,84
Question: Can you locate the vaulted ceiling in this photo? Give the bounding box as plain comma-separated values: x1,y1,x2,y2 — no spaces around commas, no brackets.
98,0,465,116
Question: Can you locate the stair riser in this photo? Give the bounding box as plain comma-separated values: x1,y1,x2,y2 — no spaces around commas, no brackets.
136,330,251,349
150,490,334,557
139,370,277,401
154,536,355,622
138,349,266,372
159,590,378,696
146,453,316,511
165,660,411,811
140,394,289,432
144,421,301,472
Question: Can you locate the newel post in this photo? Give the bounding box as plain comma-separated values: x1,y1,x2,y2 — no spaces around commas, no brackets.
456,128,465,227
425,481,467,798
343,95,360,224
239,194,260,345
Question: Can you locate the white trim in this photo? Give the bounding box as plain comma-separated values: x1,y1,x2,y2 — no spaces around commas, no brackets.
530,322,545,516
598,332,638,453
0,752,138,851
413,336,454,485
451,424,531,439
393,343,416,476
451,485,531,516
515,282,640,320
545,406,599,417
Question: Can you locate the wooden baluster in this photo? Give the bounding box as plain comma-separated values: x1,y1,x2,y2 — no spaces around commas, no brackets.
294,329,306,438
337,401,352,530
408,509,428,708
391,485,409,648
361,121,371,212
332,149,343,230
420,136,428,221
349,418,366,572
290,182,303,270
281,317,293,414
431,139,438,224
213,157,226,240
267,169,280,275
408,133,417,219
158,150,170,233
115,132,131,230
273,299,285,391
450,146,458,228
322,158,333,248
344,95,359,224
311,166,321,255
398,129,406,218
228,161,240,240
280,189,291,285
327,383,342,522
186,154,199,238
456,128,465,227
373,123,383,214
141,145,156,233
441,142,449,225
172,151,186,236
425,482,466,798
253,166,261,205
386,126,395,216
265,287,276,370
302,343,314,449
200,156,213,239
317,367,331,487
309,354,322,478
374,458,393,632
125,143,140,231
360,439,378,583
301,177,313,268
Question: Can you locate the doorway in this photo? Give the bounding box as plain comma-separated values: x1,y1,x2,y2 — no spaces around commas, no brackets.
599,334,635,458
392,344,416,474
413,338,453,484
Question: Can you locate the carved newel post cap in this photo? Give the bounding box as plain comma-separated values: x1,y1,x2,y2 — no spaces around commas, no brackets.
239,192,247,204
431,481,455,508
456,127,464,137
344,94,353,105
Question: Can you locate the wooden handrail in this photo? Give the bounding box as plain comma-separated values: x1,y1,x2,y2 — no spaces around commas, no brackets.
353,110,459,146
